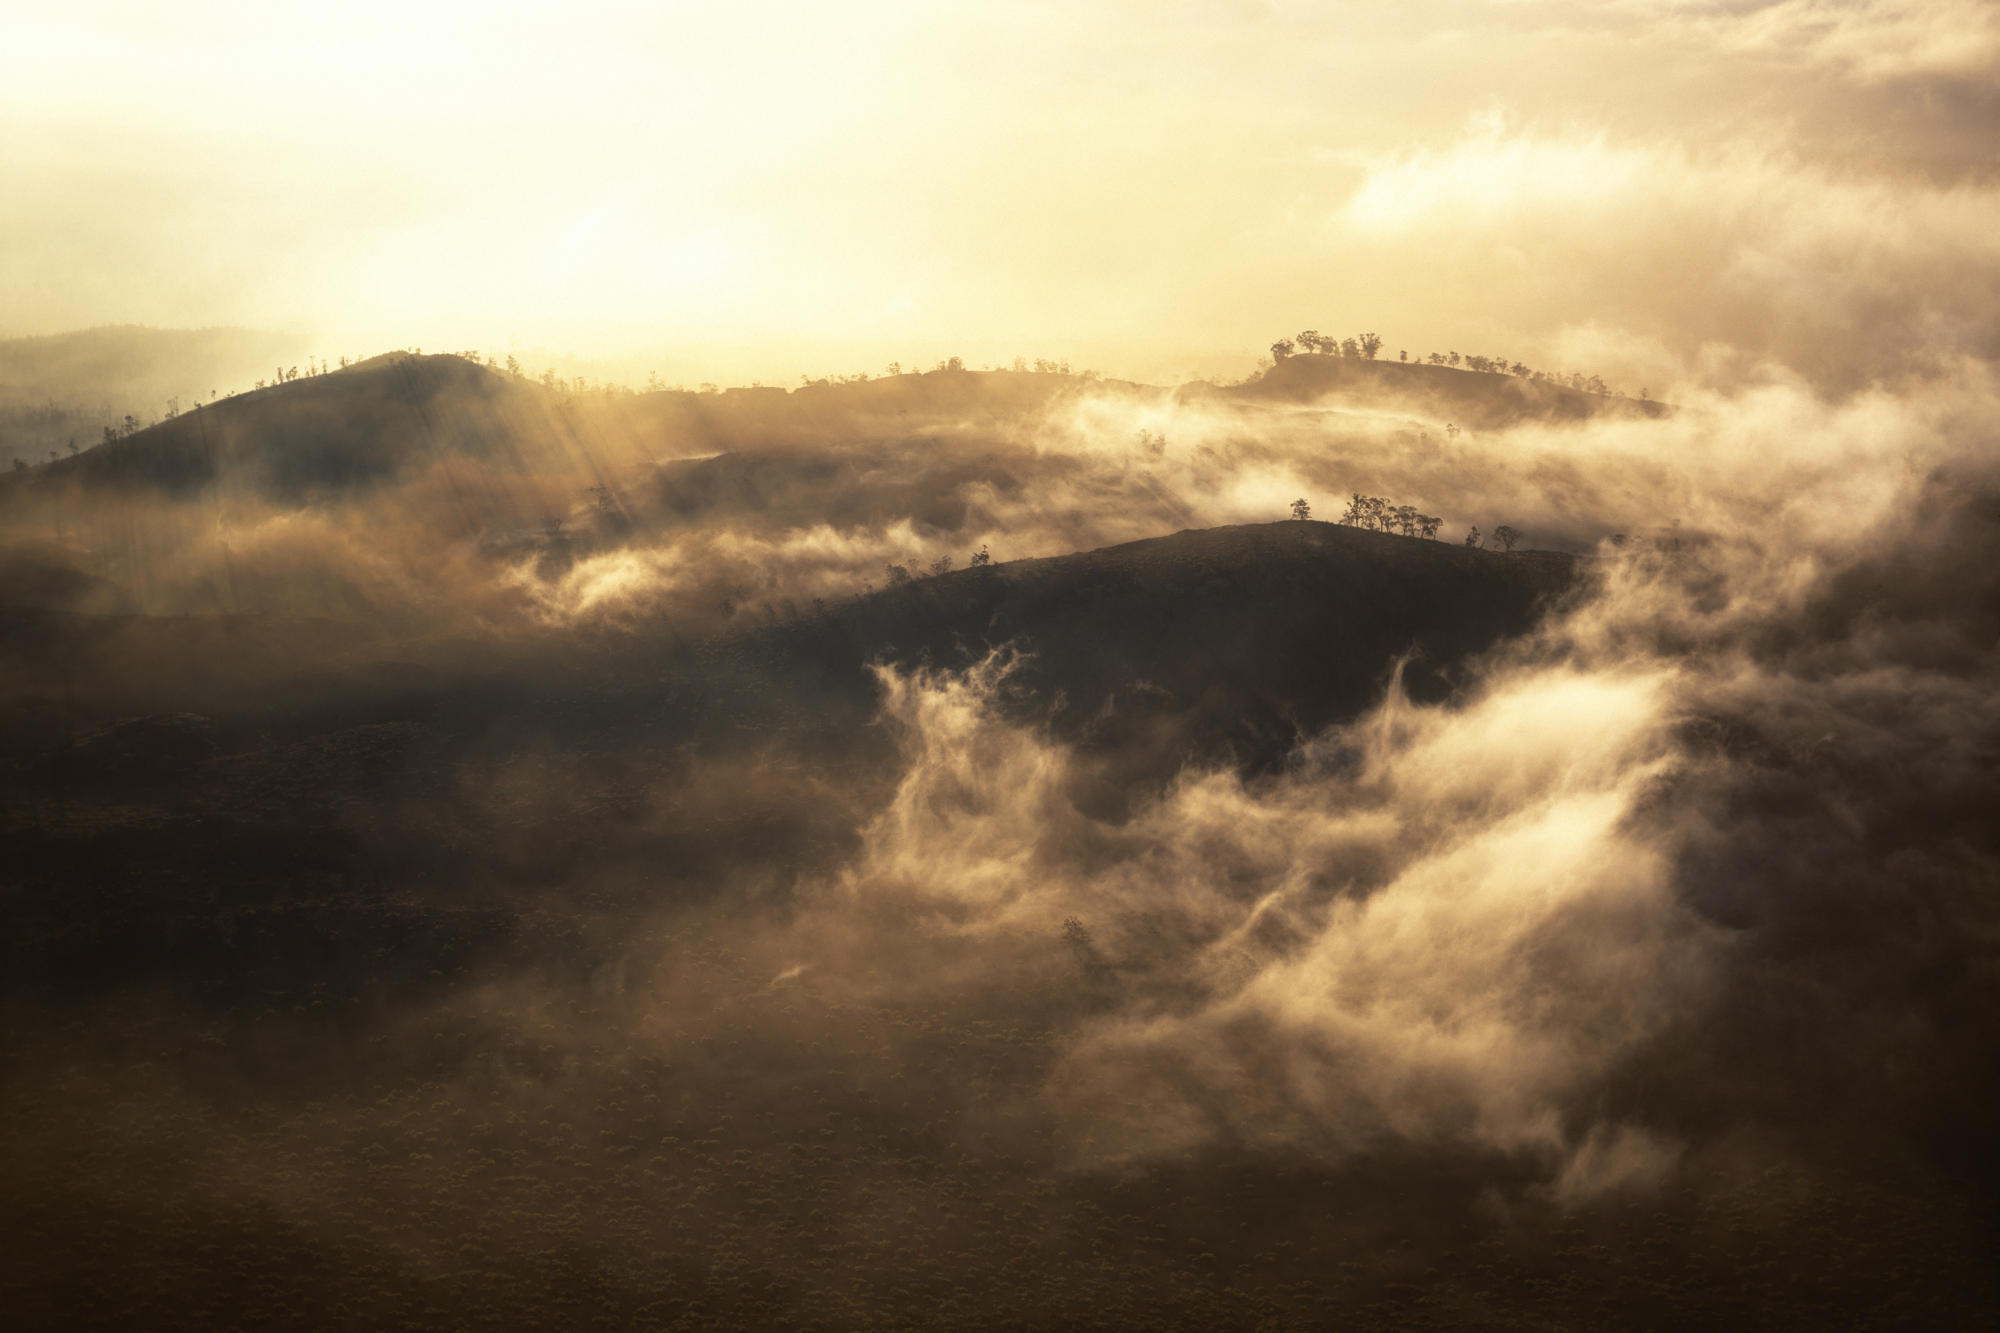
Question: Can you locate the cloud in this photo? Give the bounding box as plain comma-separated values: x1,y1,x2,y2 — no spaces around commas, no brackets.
1338,120,2000,388
1643,0,2000,85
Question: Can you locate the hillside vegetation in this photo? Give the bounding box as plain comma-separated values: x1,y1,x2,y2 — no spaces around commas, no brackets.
1209,350,1667,429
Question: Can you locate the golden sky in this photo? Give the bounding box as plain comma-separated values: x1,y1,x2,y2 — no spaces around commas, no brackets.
5,1,1996,387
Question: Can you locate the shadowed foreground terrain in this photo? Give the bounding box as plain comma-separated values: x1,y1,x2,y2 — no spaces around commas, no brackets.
2,356,1996,1330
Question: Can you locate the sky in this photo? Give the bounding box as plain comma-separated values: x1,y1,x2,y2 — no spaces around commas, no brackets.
4,1,1998,387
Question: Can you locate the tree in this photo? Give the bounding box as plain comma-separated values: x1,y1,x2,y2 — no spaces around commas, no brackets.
1399,349,1407,362
1291,497,1311,521
929,554,953,576
1340,337,1360,358
1358,332,1383,360
11,458,24,473
1493,524,1521,551
969,544,991,567
1270,338,1296,361
885,563,912,586
1418,515,1442,540
1296,330,1322,355
1465,526,1482,548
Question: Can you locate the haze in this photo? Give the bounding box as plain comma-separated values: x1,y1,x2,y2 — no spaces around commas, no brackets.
6,4,2000,1329
7,1,1997,386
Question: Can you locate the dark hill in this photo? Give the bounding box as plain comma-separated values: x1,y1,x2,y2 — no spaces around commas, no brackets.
1,521,1578,761
762,521,1577,808
0,358,1138,518
7,353,561,506
1,517,1580,1003
1204,353,1666,429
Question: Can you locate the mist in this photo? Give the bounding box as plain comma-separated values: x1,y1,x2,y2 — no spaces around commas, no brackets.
6,1,2000,1328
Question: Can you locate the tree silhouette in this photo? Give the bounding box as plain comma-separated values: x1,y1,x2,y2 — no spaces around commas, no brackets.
1358,332,1383,360
1291,497,1311,521
1270,338,1296,361
969,544,991,567
1493,524,1522,551
1465,526,1482,548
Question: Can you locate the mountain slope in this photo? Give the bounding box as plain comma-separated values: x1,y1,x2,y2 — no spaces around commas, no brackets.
1203,352,1666,429
765,520,1577,803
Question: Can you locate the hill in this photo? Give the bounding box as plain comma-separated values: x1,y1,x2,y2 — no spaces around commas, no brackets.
0,325,310,468
1,517,1578,1022
3,356,1135,497
6,352,566,506
772,521,1575,803
1,518,1577,771
1203,351,1667,429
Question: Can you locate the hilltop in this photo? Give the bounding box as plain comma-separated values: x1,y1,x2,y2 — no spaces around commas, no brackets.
5,352,561,505
0,325,310,468
1204,351,1666,429
4,347,1658,512
770,521,1575,796
0,354,1137,512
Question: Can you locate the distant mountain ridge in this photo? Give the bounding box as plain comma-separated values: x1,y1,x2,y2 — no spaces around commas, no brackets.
4,346,1660,503
1200,351,1666,429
